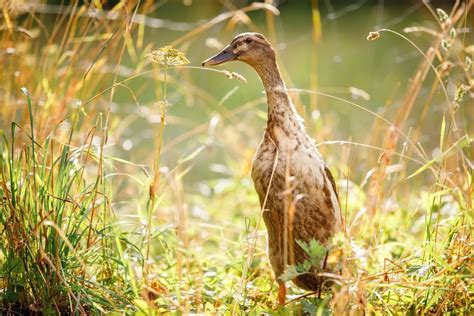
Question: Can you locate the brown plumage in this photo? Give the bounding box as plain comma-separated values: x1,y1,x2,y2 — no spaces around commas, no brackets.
203,32,341,304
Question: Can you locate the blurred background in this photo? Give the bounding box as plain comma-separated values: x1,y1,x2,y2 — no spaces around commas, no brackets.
101,1,465,175
82,0,471,216
2,0,472,255
3,1,470,191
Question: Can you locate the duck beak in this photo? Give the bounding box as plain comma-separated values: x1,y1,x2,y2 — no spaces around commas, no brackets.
202,46,237,66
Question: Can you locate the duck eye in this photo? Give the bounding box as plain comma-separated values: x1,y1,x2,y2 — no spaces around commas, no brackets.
245,38,252,43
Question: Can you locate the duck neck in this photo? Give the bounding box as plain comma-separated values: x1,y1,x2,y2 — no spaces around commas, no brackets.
253,58,296,128
253,58,285,93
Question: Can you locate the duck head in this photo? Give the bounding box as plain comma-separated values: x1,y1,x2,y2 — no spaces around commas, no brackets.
202,32,275,67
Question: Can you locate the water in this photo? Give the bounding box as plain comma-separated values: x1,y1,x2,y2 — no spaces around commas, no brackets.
108,1,465,189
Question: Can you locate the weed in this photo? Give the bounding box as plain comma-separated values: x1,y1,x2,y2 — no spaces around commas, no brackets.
0,1,472,314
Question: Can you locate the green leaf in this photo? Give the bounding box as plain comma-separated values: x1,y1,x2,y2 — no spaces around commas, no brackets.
439,113,446,151
296,239,327,265
424,290,444,313
406,264,431,277
406,136,470,179
178,145,205,164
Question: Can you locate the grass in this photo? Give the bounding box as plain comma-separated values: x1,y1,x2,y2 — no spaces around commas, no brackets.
1,1,472,315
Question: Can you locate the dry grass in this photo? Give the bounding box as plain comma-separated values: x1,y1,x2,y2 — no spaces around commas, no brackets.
0,1,472,314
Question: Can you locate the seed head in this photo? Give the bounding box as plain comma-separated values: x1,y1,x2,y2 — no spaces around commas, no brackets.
464,56,471,72
436,8,450,24
441,39,451,51
449,27,457,39
223,70,247,83
367,31,380,41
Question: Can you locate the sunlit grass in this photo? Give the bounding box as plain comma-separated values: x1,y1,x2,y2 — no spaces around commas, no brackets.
0,1,472,314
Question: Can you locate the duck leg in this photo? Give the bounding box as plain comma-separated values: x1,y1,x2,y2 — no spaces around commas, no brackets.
278,282,286,305
318,250,329,298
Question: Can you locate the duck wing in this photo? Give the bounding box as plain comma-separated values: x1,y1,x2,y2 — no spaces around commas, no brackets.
324,165,339,201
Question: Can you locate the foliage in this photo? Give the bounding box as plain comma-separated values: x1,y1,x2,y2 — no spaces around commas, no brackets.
0,1,472,315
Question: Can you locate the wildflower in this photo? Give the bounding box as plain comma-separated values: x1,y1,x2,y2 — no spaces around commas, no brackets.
146,46,190,66
367,31,380,41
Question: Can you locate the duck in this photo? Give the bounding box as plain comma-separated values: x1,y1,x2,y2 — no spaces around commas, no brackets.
202,32,341,305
